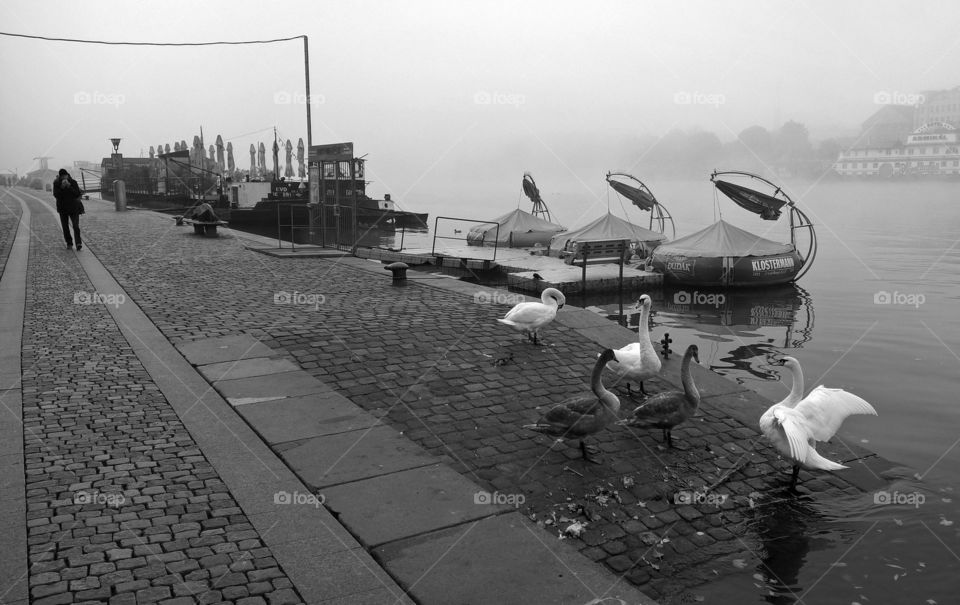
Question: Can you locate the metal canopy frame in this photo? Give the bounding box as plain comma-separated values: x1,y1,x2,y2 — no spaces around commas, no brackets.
521,173,553,224
606,172,677,239
710,170,818,282
605,171,676,239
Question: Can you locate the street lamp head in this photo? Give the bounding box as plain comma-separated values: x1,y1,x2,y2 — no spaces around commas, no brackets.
110,138,122,153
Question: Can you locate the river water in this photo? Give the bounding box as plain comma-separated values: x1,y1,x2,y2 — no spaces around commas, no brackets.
376,178,960,604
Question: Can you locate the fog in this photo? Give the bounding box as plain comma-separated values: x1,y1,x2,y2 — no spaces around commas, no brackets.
2,0,958,216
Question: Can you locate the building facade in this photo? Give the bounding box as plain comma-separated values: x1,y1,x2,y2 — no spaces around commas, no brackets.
834,86,960,177
915,86,960,130
834,122,960,177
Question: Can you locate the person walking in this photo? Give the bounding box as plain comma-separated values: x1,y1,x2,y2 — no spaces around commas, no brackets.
53,168,84,250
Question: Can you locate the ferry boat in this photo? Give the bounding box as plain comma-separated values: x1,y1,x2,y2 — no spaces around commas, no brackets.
226,143,428,243
834,122,960,178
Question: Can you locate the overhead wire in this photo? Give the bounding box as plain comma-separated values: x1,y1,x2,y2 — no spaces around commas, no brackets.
1,30,306,159
0,31,303,46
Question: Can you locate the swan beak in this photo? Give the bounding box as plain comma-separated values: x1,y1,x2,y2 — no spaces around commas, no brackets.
693,352,700,364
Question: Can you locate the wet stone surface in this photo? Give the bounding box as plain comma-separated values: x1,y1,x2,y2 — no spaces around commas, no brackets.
18,203,306,604
79,209,867,603
0,195,22,266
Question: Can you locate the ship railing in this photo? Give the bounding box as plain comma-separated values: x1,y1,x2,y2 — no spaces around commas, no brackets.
432,216,500,260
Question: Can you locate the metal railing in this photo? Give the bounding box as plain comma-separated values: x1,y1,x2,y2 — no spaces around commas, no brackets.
431,216,500,260
274,203,326,250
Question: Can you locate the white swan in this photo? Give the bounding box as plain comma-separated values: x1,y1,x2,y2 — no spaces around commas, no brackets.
759,356,877,491
497,287,566,345
605,294,661,396
524,349,621,463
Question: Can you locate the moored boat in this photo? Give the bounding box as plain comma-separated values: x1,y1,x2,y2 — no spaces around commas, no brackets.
651,171,817,287
467,173,566,247
227,143,428,243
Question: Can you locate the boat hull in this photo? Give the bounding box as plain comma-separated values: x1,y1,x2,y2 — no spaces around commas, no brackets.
466,229,558,248
226,201,427,243
651,249,803,287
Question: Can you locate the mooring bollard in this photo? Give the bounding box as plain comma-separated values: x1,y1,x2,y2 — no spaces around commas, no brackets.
660,332,673,360
385,262,409,286
113,179,127,212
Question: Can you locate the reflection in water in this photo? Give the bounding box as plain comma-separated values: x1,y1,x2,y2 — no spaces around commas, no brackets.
596,284,814,383
751,499,812,604
373,227,429,250
743,478,957,605
748,497,834,605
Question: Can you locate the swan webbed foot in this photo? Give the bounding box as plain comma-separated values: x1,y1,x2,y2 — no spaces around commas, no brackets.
638,381,649,396
580,440,603,464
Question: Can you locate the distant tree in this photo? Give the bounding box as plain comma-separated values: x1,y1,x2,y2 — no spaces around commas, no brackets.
631,121,838,178
686,130,724,172
636,129,724,177
638,129,685,176
775,121,813,162
738,125,774,162
815,138,842,161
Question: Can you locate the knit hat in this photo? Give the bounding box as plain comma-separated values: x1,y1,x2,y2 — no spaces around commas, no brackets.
58,169,69,176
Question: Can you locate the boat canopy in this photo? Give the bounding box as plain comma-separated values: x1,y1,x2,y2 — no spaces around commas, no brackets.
466,208,566,247
607,178,657,211
654,219,794,258
549,211,667,253
713,179,788,220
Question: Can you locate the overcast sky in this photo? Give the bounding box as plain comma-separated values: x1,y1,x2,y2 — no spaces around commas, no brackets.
2,0,958,205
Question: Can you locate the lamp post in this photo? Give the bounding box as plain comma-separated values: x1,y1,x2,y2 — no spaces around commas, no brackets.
110,137,123,181
110,138,127,211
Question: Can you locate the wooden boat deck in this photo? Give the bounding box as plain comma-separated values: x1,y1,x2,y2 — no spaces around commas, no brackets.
353,245,662,294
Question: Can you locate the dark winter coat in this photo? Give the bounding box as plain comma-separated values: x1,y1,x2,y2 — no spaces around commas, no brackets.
53,176,83,215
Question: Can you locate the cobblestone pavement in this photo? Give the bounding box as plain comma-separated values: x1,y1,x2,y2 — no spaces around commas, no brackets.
73,204,870,602
13,197,306,604
0,190,23,267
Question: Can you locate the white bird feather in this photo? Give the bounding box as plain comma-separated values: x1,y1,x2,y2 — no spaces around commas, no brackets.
605,294,661,392
497,287,565,344
759,357,877,475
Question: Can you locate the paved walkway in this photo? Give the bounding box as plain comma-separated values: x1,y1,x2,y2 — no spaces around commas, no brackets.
0,187,928,604
0,190,408,605
0,188,653,605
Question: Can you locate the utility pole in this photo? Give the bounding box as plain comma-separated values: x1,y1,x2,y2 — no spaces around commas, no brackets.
303,35,312,150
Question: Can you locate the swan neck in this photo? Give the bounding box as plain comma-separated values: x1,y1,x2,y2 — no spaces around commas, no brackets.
637,305,650,343
592,355,618,412
787,364,804,405
681,352,700,404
